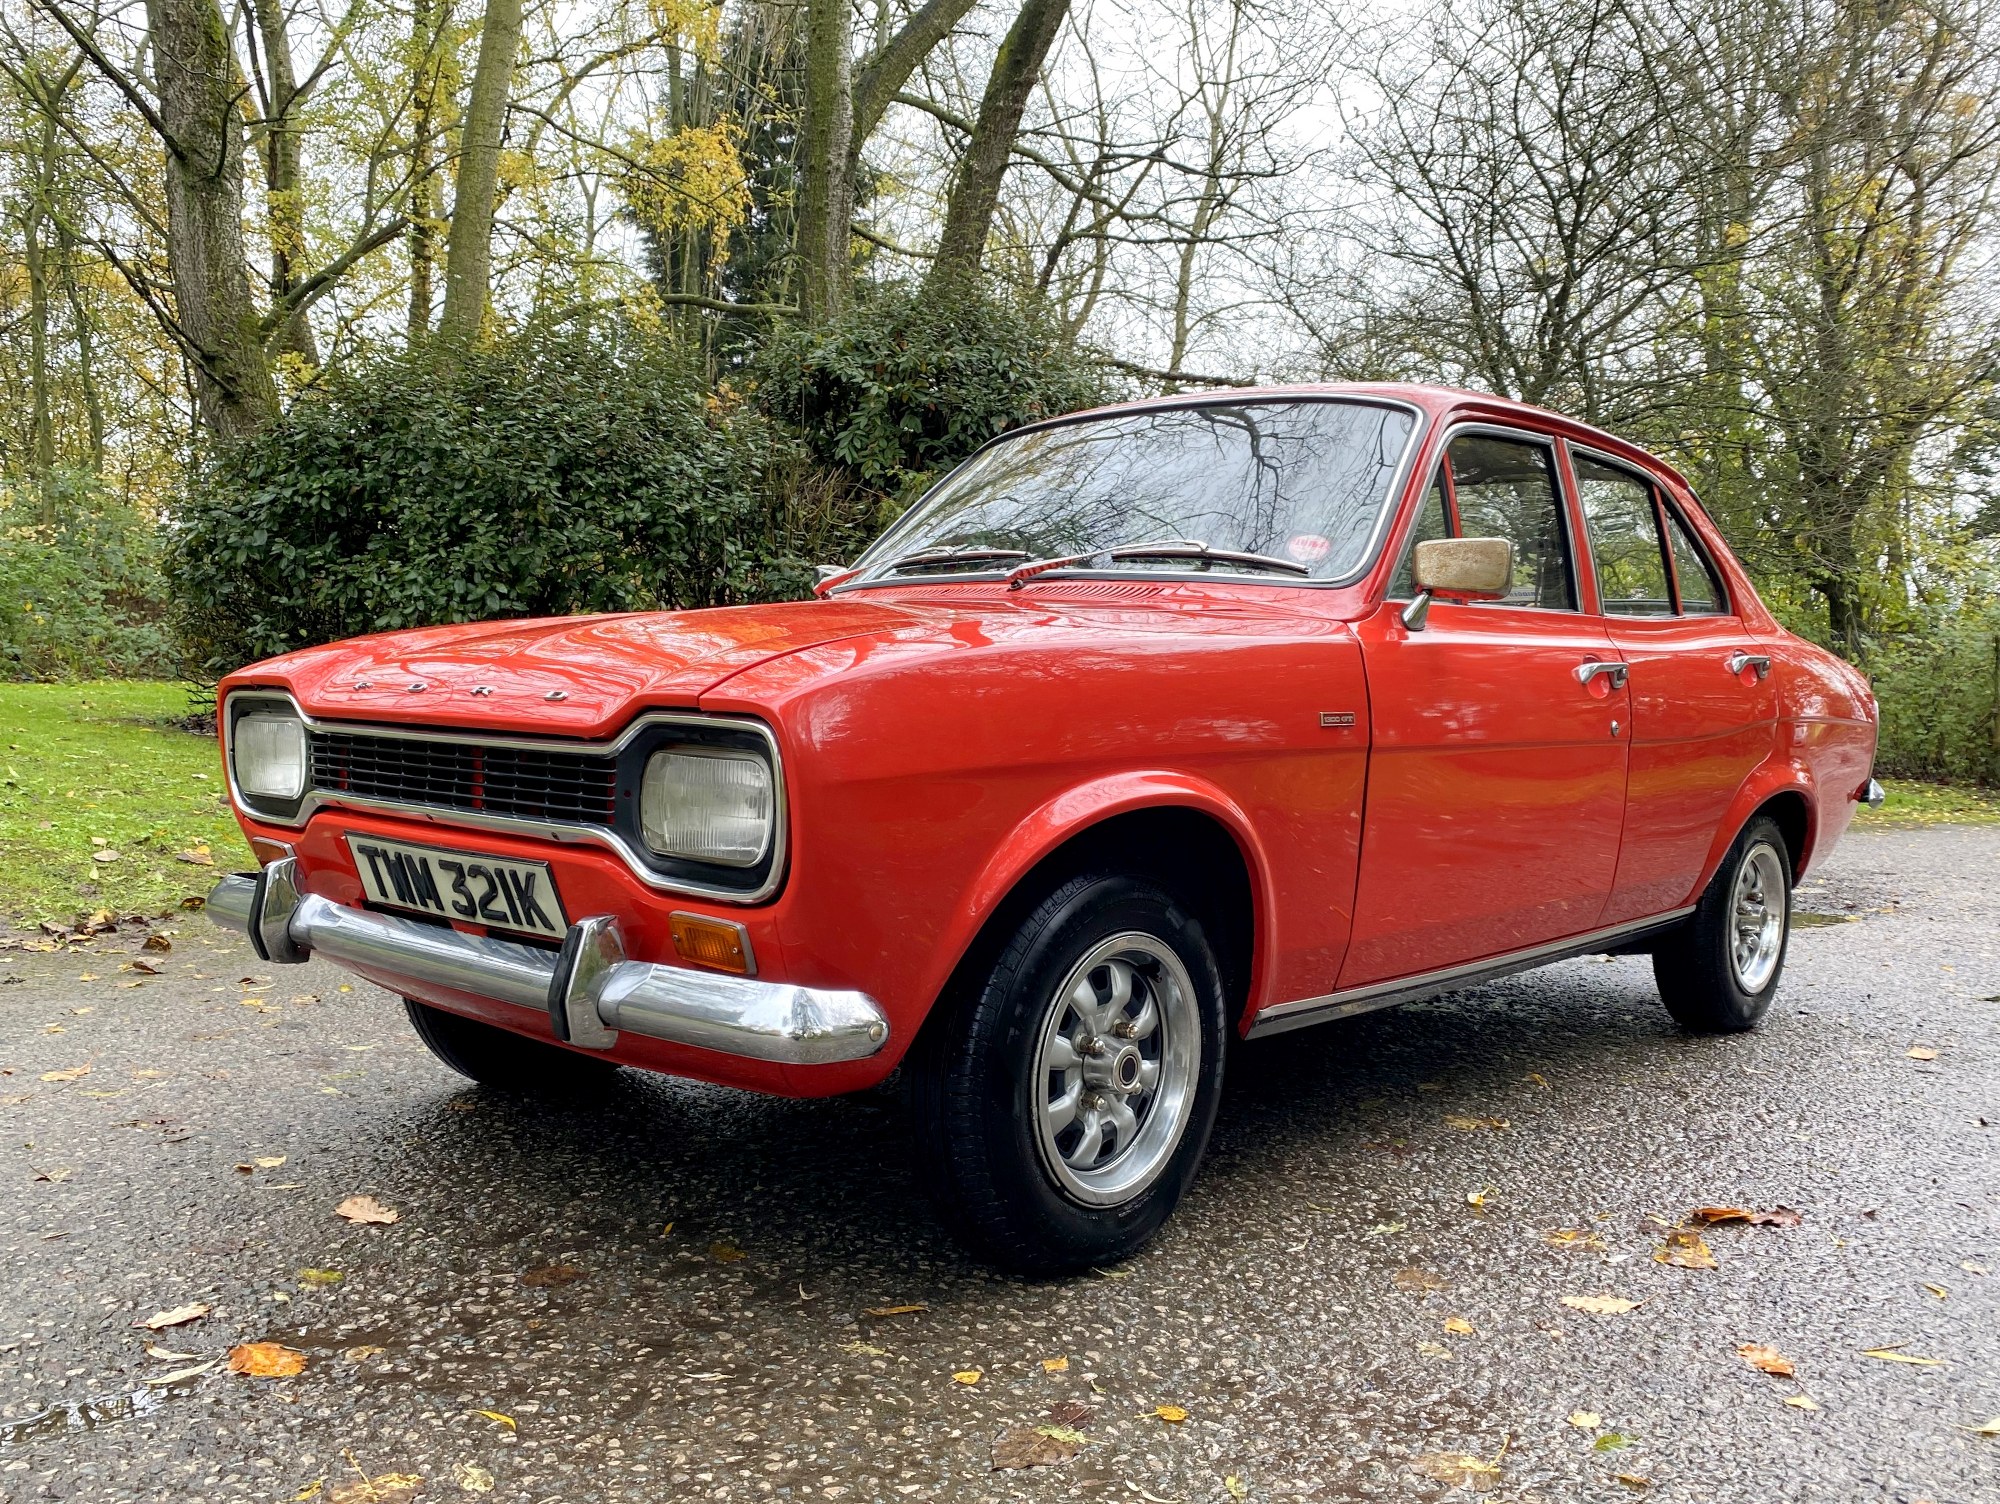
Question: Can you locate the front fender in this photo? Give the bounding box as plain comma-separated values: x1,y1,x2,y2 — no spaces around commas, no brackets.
927,771,1278,1024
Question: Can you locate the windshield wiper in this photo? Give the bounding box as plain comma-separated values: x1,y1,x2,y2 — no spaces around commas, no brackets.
1003,538,1310,590
878,545,1032,577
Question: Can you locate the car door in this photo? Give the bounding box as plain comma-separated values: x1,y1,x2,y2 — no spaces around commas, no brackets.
1567,446,1779,925
1342,426,1631,989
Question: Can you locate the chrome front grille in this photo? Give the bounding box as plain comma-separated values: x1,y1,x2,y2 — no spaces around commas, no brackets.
309,731,618,826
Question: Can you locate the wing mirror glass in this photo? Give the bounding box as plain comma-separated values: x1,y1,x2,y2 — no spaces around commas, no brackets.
1402,537,1514,630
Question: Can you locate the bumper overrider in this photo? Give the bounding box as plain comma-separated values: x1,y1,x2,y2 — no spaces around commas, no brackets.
206,858,890,1065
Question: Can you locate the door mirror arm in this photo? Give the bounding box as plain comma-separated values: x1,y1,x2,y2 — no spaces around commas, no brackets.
1401,591,1433,631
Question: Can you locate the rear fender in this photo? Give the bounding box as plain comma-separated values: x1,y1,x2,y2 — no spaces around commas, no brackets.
1693,757,1817,897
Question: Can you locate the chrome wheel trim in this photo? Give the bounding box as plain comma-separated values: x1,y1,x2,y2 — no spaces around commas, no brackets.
1729,841,1787,994
1031,932,1201,1208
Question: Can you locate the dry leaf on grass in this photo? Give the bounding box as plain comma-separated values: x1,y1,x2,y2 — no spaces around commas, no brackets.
862,1303,927,1318
335,1195,399,1225
1693,1205,1802,1227
991,1425,1083,1470
137,1302,210,1330
229,1341,307,1378
1561,1294,1641,1315
142,934,172,953
1737,1344,1795,1377
1654,1228,1718,1270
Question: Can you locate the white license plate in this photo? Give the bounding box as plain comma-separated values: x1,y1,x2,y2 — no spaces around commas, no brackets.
345,835,569,941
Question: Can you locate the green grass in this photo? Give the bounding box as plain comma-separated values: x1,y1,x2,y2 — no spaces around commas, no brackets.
1854,776,2000,828
0,681,251,927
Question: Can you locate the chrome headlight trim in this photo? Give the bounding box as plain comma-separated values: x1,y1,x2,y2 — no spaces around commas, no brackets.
217,688,790,906
638,746,775,867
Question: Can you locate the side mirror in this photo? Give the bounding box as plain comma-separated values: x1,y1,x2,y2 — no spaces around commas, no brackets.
1402,537,1513,630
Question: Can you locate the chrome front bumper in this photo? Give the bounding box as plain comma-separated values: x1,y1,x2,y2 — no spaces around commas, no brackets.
206,860,889,1065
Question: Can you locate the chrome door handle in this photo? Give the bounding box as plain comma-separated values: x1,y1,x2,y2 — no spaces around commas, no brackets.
1725,652,1771,681
1575,660,1628,689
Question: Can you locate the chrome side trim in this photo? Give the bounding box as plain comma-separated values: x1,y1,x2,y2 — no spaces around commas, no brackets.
203,878,889,1067
220,691,788,906
1244,908,1697,1040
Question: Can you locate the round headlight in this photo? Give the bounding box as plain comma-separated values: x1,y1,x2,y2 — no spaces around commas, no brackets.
232,710,308,801
639,748,772,867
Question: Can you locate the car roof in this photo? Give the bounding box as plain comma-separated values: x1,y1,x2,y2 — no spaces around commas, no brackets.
1051,381,1699,499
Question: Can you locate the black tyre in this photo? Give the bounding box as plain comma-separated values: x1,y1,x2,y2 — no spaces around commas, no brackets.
907,873,1228,1275
1652,814,1792,1033
403,999,622,1094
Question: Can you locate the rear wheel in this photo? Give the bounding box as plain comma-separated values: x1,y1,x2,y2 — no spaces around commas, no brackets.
404,999,622,1094
907,873,1227,1275
1652,814,1792,1033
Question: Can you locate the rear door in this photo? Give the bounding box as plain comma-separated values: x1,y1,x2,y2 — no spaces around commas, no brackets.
1566,446,1779,925
1343,427,1630,989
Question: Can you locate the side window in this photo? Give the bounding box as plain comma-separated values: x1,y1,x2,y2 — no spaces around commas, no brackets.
1389,474,1452,599
1574,455,1672,616
1664,507,1726,614
1446,434,1575,609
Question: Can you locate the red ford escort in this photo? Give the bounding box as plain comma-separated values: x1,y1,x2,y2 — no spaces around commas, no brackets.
208,384,1880,1272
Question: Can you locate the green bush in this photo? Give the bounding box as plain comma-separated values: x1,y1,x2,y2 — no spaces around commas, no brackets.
751,280,1107,503
1872,611,2000,785
0,472,176,679
168,321,812,677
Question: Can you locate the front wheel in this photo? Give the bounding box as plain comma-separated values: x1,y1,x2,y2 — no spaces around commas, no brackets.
404,999,623,1095
1652,814,1792,1033
906,873,1227,1275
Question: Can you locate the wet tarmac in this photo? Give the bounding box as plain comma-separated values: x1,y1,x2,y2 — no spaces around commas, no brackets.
0,825,1993,1502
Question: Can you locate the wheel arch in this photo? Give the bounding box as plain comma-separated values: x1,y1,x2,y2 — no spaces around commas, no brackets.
912,778,1271,1057
1698,761,1818,895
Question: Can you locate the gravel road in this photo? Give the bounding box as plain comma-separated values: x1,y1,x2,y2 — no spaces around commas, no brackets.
0,825,1993,1503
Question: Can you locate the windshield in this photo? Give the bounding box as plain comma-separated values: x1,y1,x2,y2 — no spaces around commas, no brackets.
852,398,1418,585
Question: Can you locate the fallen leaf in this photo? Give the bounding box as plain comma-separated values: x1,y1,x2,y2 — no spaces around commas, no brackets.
1654,1228,1718,1270
1412,1453,1502,1487
457,1463,494,1493
1612,1474,1650,1491
1568,1411,1602,1429
1444,1316,1475,1335
1692,1206,1802,1228
1561,1294,1641,1315
1861,1345,1945,1365
1466,1188,1489,1209
1524,1072,1549,1088
1154,1404,1188,1423
178,846,215,866
138,1302,211,1330
335,1195,399,1225
228,1341,307,1378
33,1167,72,1183
1962,1261,1989,1276
520,1264,584,1287
144,1362,217,1386
469,1409,515,1431
1967,1416,2000,1436
1043,1355,1070,1372
708,1242,745,1263
298,1269,344,1286
142,933,173,952
1784,1396,1820,1411
1593,1432,1633,1452
1366,1220,1407,1237
1394,1267,1448,1292
839,1341,890,1357
953,1369,982,1385
39,1065,91,1083
1047,1400,1096,1428
145,1343,203,1361
328,1473,423,1504
1416,1341,1454,1359
255,1155,287,1169
1907,1046,1939,1061
862,1303,927,1318
92,849,120,863
1738,1343,1795,1377
342,1346,385,1362
1923,1283,1948,1299
992,1425,1082,1469
1545,1228,1607,1251
1444,1114,1509,1132
1224,1478,1248,1501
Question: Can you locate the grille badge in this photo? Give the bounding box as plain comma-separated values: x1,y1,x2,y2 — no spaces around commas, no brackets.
469,685,494,697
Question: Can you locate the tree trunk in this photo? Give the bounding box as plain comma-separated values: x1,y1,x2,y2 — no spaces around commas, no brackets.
145,0,279,439
248,0,319,366
25,106,53,490
796,0,855,322
439,0,526,342
407,0,450,338
926,0,1071,289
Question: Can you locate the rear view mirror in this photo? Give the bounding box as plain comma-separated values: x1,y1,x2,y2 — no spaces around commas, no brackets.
1402,537,1514,630
1414,537,1514,598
